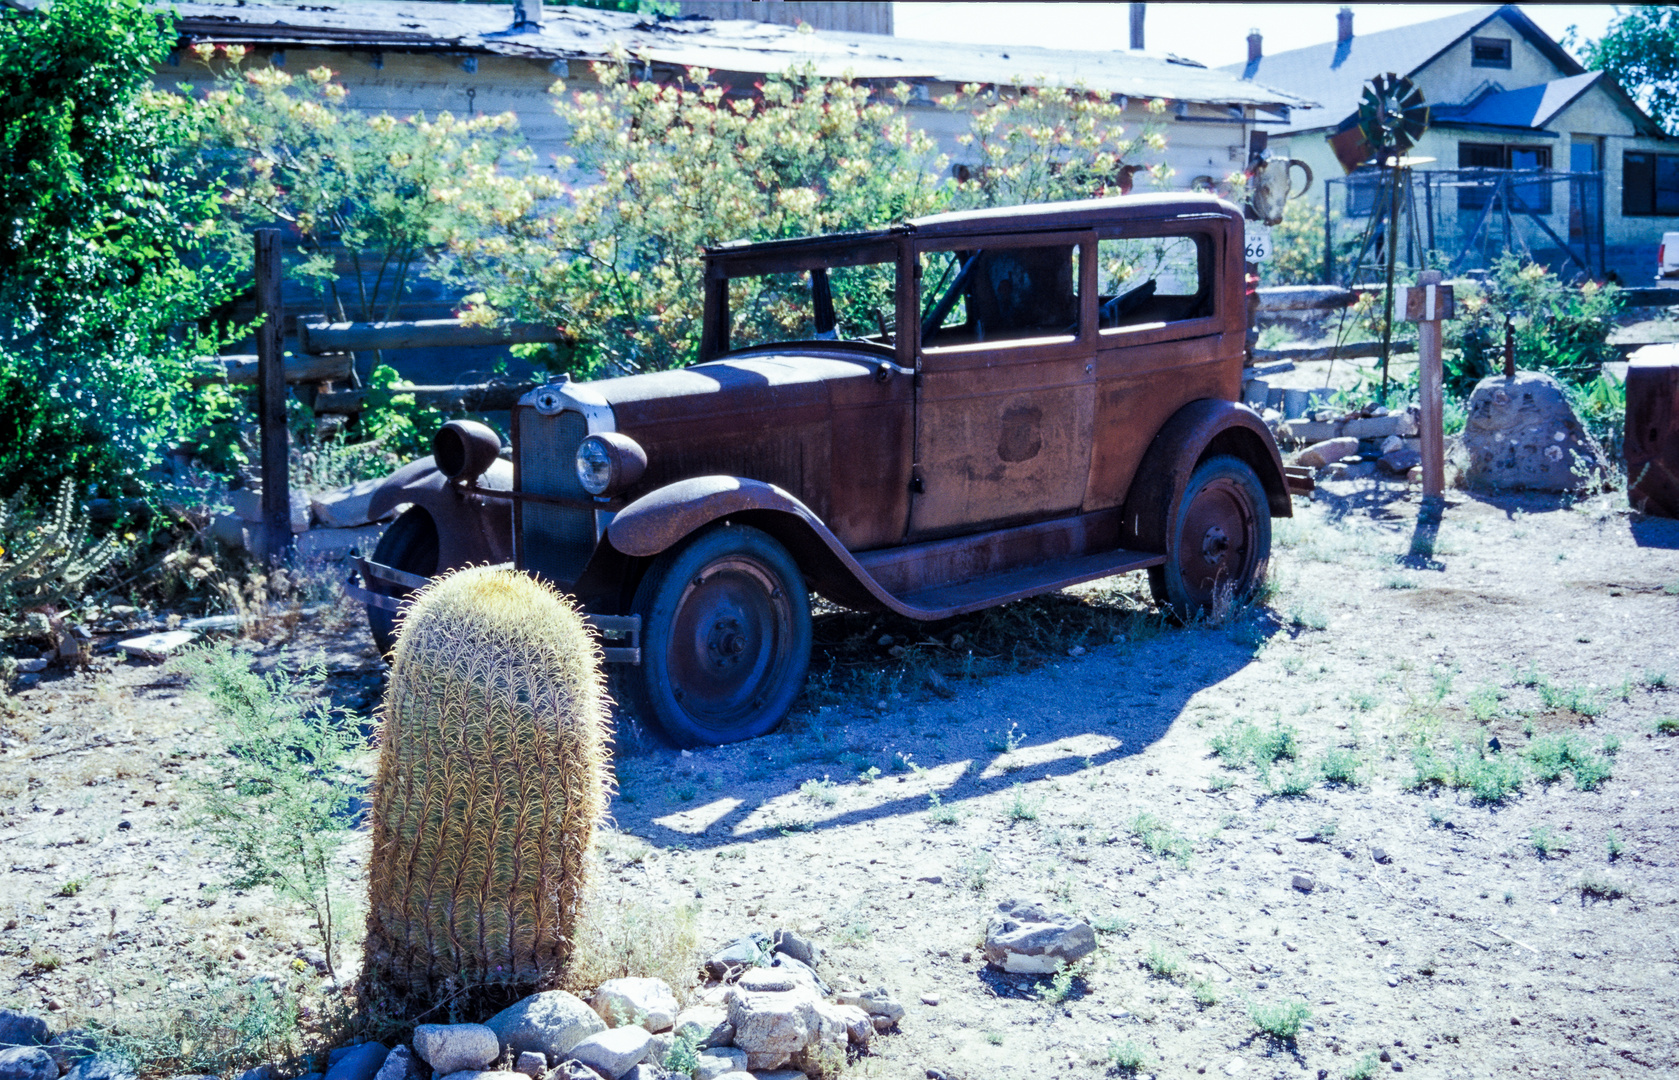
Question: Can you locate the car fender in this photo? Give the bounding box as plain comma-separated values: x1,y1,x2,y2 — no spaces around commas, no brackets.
1120,398,1292,554
605,476,906,615
366,455,514,570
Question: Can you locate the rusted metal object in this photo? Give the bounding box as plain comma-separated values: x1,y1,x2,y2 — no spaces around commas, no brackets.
359,193,1295,745
1627,343,1679,518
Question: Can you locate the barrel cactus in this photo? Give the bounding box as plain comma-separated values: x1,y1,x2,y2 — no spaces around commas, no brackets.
363,566,611,999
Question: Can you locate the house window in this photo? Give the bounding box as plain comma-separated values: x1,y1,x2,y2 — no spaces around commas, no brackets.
1471,36,1512,68
1623,151,1679,216
1458,142,1552,213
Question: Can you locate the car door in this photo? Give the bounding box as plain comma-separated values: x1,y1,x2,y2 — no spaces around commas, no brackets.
1083,221,1243,513
909,231,1098,540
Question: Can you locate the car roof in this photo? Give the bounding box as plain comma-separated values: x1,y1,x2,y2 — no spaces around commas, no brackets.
704,193,1241,263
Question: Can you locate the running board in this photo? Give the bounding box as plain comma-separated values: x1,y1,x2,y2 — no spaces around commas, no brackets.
346,557,642,664
892,547,1165,620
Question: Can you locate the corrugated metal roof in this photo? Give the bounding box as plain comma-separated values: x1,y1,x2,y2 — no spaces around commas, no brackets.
1431,71,1599,132
1219,4,1578,135
23,0,1311,109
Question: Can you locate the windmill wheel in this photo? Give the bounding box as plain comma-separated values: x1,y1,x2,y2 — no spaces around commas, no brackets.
1358,73,1429,160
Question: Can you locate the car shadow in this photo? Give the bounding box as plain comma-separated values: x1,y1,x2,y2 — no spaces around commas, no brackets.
1630,511,1679,548
610,612,1276,852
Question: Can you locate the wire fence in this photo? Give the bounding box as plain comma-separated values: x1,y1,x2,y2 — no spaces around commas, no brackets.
1324,169,1605,286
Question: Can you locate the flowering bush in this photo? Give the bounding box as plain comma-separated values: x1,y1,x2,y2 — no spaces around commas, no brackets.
193,48,526,323
439,58,1171,376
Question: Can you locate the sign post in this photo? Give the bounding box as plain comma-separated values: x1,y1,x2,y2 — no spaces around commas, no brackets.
1396,269,1454,500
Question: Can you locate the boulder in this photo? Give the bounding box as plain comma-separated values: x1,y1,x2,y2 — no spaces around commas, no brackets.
0,1047,56,1080
229,487,311,533
311,478,384,529
63,1059,135,1080
767,955,828,998
829,1005,873,1047
540,1066,597,1080
754,1072,810,1080
770,929,822,971
513,1053,545,1080
691,1047,747,1080
982,897,1097,974
371,1045,425,1080
671,1007,732,1049
1378,448,1421,475
0,1007,48,1054
565,1027,650,1080
437,1071,525,1080
1295,437,1358,469
45,1033,94,1074
325,1042,390,1080
413,1025,499,1075
591,978,678,1033
619,1067,667,1080
703,937,767,980
1462,372,1608,492
832,987,904,1026
726,988,821,1072
485,992,606,1061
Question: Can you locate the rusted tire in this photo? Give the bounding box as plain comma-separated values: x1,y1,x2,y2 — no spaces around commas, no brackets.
625,523,811,747
1150,454,1270,621
366,506,438,656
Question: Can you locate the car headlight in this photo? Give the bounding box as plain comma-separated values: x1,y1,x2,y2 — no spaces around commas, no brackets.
574,433,647,497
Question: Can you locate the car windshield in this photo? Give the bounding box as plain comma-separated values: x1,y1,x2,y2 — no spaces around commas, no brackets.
726,259,898,352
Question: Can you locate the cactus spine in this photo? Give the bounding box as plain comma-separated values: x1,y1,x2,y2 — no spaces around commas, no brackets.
363,566,610,998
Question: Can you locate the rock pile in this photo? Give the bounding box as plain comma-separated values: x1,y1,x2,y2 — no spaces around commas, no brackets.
0,929,903,1080
1275,402,1426,481
209,478,388,562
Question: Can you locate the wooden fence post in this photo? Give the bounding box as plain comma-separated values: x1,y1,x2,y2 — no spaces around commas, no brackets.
255,229,293,567
1399,269,1454,500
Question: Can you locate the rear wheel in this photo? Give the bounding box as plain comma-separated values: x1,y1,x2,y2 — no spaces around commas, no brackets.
1150,455,1270,621
623,524,811,747
366,506,438,656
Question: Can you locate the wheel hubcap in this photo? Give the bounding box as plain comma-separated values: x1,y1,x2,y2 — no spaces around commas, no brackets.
1178,478,1257,611
669,556,792,725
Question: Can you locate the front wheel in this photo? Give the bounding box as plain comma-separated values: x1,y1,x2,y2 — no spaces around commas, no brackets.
366,506,439,656
1149,455,1271,621
623,523,812,747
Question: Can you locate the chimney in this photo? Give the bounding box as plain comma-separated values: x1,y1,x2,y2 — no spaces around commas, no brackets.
514,0,543,30
1337,6,1353,44
1129,3,1145,51
1247,29,1262,64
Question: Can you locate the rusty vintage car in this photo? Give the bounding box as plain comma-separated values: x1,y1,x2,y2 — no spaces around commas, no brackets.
347,193,1306,746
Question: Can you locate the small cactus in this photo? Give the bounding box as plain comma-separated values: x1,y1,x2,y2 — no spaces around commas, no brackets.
0,479,123,635
363,566,610,999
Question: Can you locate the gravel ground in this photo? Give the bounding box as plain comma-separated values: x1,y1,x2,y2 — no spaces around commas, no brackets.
3,479,1677,1080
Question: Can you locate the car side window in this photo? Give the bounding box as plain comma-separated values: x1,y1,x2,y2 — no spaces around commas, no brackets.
1096,234,1212,332
921,244,1080,350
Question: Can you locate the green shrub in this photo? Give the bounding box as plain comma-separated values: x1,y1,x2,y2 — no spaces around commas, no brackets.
1129,812,1193,865
1525,733,1615,790
0,0,239,502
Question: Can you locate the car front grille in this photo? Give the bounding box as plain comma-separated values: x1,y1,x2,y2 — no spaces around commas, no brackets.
517,407,597,585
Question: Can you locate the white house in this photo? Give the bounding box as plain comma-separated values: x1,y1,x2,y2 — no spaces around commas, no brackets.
1224,4,1671,283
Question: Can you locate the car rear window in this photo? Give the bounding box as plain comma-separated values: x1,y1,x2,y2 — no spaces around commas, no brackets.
1096,234,1213,331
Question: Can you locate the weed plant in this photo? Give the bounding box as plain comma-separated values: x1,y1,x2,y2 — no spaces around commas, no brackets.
1249,998,1311,1041
1129,812,1193,865
174,644,364,979
1318,748,1364,787
1210,718,1300,783
565,895,701,994
1105,1038,1147,1072
1576,874,1628,900
84,975,300,1078
1005,784,1043,822
1142,941,1182,978
926,792,960,825
1408,743,1524,802
1525,734,1616,790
